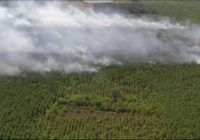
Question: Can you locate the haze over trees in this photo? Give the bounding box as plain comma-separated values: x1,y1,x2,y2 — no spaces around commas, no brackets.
0,0,200,139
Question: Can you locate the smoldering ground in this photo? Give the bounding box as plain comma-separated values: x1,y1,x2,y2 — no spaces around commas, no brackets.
0,1,200,76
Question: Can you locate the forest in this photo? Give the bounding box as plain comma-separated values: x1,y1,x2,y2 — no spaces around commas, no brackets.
1,64,200,139
0,0,200,139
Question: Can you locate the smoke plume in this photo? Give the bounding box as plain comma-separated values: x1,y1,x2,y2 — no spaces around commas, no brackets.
0,1,200,76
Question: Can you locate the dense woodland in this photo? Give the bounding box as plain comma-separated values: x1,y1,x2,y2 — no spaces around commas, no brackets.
0,64,200,139
1,0,200,139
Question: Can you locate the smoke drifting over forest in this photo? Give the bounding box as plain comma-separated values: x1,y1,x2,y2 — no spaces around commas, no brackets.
0,2,200,76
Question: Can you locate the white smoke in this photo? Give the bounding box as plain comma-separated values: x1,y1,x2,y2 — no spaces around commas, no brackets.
0,1,200,76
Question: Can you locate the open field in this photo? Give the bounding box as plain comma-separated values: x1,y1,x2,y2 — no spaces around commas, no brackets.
81,0,200,23
141,0,200,23
1,64,200,139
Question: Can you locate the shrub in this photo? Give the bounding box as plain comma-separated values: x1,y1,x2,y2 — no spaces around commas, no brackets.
57,97,68,105
111,91,123,103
